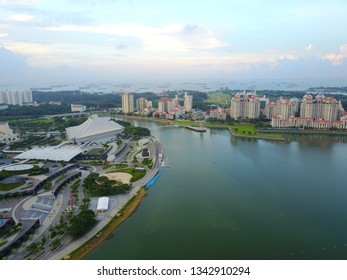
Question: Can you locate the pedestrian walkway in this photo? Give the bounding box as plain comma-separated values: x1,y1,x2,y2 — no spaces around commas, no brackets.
48,168,158,260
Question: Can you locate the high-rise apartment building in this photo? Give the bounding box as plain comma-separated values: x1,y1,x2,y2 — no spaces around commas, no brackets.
136,97,147,112
300,94,341,122
122,92,134,114
0,89,32,106
158,98,174,113
184,93,193,112
230,91,261,119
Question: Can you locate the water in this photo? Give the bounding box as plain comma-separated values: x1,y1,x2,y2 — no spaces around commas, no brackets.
86,121,347,260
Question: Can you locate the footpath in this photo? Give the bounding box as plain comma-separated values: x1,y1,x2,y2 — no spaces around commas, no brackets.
48,167,158,260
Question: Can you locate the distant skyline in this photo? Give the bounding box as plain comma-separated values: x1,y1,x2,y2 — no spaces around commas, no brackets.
0,0,347,87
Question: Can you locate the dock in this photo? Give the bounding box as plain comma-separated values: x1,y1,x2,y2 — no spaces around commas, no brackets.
186,126,207,132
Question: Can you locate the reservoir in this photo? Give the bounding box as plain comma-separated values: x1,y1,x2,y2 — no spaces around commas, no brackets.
86,120,347,260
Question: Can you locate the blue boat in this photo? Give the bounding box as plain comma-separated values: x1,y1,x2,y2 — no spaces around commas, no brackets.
146,172,160,189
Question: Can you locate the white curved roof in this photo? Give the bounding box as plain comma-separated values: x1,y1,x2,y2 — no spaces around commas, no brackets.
66,115,124,141
97,196,109,211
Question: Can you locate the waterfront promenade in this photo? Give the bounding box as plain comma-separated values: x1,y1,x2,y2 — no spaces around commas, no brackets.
47,140,165,260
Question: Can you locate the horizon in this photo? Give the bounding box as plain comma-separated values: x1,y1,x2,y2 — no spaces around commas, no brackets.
1,1,347,87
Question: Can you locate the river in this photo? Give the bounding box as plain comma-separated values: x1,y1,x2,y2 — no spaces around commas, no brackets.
86,120,347,260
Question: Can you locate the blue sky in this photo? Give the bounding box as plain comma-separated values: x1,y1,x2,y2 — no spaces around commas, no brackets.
0,0,347,86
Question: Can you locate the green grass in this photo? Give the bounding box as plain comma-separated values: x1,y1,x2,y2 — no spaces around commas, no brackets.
55,174,65,183
229,124,284,139
205,91,231,107
175,120,197,126
0,181,25,192
0,240,8,247
114,168,146,182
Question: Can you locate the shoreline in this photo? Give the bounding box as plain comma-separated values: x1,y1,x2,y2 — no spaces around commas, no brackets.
228,127,286,141
67,187,148,260
118,114,287,141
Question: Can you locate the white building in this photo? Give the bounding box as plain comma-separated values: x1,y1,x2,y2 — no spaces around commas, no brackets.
0,89,32,106
122,92,134,114
209,108,227,120
136,97,152,114
71,104,86,112
300,94,341,122
66,115,124,144
158,98,174,113
184,93,193,112
0,122,19,144
230,91,260,119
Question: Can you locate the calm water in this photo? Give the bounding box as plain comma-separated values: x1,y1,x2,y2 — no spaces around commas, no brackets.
87,121,347,260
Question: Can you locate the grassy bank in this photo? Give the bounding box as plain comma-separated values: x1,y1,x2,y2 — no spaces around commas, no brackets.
229,125,285,141
67,187,147,260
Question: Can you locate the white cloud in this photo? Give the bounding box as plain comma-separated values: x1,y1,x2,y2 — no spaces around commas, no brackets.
305,43,314,52
7,14,34,22
43,23,226,52
0,0,39,6
323,44,347,65
0,33,8,38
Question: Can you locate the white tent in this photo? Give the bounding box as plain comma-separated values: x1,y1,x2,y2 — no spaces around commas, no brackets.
96,197,109,212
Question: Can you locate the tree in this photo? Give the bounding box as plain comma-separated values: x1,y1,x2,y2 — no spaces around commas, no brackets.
68,209,97,238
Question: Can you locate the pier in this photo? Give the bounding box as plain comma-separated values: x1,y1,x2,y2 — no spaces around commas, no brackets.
186,125,207,132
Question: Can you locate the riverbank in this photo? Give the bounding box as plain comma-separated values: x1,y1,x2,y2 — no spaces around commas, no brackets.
67,187,148,260
257,128,347,136
228,127,286,141
118,115,286,140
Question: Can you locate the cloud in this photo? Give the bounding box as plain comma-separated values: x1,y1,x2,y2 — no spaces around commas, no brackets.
42,23,226,52
305,43,314,52
116,44,127,50
7,14,34,22
323,44,347,65
0,47,28,75
0,0,39,6
0,33,8,38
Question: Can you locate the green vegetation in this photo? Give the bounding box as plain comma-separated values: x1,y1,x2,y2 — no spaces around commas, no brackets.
50,237,61,251
83,172,131,197
2,222,22,238
0,104,70,118
68,187,147,260
0,240,8,247
68,209,97,238
175,120,196,126
115,120,150,137
142,158,153,169
43,181,53,191
116,168,146,182
229,124,284,139
0,168,39,182
205,91,231,108
33,90,121,109
25,235,46,256
8,116,88,137
55,174,65,183
28,166,49,176
70,178,81,193
0,181,25,192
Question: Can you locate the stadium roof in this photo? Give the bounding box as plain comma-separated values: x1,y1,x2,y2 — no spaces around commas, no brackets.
66,115,124,141
14,144,85,162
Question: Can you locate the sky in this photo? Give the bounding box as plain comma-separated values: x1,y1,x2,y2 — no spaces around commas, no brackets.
0,0,347,87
